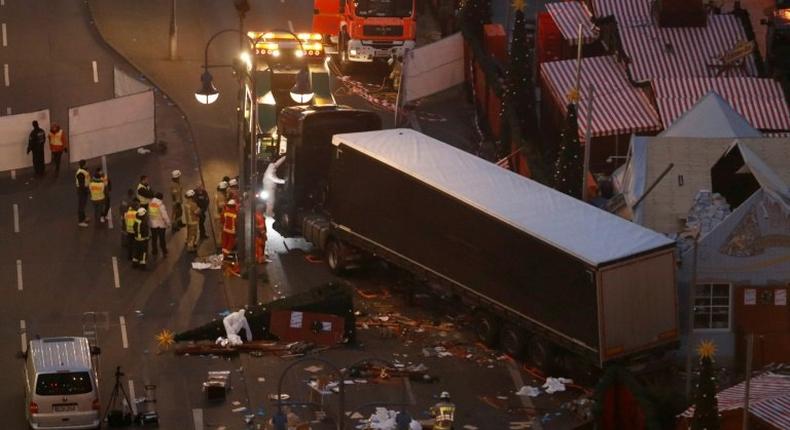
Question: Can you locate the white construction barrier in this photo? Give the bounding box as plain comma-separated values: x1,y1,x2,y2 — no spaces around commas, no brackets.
68,89,155,161
0,109,51,172
113,66,150,98
401,33,464,103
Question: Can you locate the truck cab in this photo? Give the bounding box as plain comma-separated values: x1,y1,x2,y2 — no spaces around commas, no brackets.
271,105,381,238
314,0,417,68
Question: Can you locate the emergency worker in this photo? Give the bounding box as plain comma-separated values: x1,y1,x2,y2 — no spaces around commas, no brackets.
170,170,184,232
430,392,455,430
183,189,200,252
76,160,91,227
133,207,151,269
136,175,154,210
48,123,68,175
255,210,266,264
89,170,107,224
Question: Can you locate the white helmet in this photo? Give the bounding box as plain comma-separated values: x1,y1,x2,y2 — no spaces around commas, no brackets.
229,178,238,187
226,199,237,206
440,391,450,400
185,189,195,197
137,208,147,216
218,181,229,190
171,170,182,179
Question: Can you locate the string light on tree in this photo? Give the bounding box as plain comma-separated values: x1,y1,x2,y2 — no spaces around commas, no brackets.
691,340,721,430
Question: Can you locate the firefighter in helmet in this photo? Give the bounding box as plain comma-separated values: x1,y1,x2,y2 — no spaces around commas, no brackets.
430,391,455,430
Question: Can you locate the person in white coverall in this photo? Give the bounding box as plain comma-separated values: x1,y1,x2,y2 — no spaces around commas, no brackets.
262,156,286,217
222,309,252,346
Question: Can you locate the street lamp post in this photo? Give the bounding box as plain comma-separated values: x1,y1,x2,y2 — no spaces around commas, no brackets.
195,28,314,306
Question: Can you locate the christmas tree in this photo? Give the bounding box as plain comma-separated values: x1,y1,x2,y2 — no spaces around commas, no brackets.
506,1,531,120
691,340,721,430
553,103,583,199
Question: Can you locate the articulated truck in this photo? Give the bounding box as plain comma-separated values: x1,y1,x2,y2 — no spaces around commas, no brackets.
272,105,679,370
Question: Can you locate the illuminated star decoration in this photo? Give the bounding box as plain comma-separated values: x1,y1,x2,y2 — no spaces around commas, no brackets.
156,329,175,349
696,340,717,359
512,0,526,11
566,87,581,103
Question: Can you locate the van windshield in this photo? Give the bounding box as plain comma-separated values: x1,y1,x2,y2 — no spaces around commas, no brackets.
36,372,92,396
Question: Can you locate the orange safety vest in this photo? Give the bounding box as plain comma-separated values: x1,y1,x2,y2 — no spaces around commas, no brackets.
124,209,138,233
49,129,66,152
149,200,161,219
89,179,106,201
222,208,238,234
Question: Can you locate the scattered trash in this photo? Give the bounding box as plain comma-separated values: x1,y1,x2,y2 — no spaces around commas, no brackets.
136,147,151,154
231,406,246,413
463,426,479,430
542,377,573,394
257,377,265,383
203,370,230,401
268,393,290,401
191,254,223,270
304,365,323,373
350,412,364,419
361,407,422,429
515,386,541,397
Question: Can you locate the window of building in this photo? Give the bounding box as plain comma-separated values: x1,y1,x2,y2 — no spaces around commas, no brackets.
694,283,731,330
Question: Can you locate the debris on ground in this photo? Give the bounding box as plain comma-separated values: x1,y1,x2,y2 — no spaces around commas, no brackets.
515,386,541,397
191,254,223,270
542,377,573,394
203,370,230,401
174,340,321,357
561,397,594,421
357,407,422,429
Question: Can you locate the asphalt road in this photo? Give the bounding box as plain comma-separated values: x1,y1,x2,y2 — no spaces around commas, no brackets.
0,0,578,429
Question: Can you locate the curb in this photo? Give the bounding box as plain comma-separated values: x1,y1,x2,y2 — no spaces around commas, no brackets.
83,0,218,248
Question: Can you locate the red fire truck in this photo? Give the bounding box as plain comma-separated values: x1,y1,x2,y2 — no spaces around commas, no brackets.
313,0,417,71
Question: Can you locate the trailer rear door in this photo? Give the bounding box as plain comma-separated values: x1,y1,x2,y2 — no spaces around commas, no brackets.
598,249,678,364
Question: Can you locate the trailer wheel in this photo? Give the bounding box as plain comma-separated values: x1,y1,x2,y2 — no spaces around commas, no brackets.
526,337,555,371
326,240,346,274
500,325,528,359
474,313,500,347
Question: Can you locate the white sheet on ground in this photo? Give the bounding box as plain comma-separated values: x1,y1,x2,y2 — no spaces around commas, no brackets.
222,310,252,345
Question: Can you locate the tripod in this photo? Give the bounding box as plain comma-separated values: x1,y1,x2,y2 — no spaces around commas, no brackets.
104,366,133,427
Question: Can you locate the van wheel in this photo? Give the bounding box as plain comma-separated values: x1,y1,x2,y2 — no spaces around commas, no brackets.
475,313,500,347
500,324,528,359
326,240,346,275
526,337,555,371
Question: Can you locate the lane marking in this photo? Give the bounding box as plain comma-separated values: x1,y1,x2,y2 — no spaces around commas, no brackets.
288,20,295,33
2,23,7,47
3,63,8,86
112,257,120,289
13,203,19,232
102,156,113,229
507,361,543,430
0,0,4,7
20,320,27,354
92,60,98,83
5,107,10,115
16,259,22,291
192,409,203,430
119,316,128,349
128,380,138,415
10,169,15,179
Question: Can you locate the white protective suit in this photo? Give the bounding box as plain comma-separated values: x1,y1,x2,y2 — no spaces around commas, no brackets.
262,156,286,217
222,309,252,346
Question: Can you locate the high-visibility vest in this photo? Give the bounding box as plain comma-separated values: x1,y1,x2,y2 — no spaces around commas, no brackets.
433,403,455,430
136,183,151,204
222,209,237,234
89,179,106,201
49,130,65,152
134,219,149,240
124,209,138,233
149,200,161,219
75,168,89,188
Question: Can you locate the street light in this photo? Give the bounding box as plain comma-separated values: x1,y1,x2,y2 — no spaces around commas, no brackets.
195,71,219,104
290,66,314,104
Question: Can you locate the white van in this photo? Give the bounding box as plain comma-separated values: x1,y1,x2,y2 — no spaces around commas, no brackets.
24,337,101,429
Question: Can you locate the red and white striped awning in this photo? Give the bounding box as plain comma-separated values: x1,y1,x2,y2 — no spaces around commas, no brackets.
591,0,757,81
540,55,661,138
545,1,599,44
653,77,790,132
680,372,790,429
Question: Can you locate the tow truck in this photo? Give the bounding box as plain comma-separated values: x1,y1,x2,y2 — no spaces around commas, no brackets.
313,0,417,72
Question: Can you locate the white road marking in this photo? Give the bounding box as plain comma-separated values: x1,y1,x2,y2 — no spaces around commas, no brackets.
102,156,113,229
119,316,128,349
5,107,10,115
288,20,295,33
16,259,22,291
13,203,19,232
507,361,543,430
92,60,98,83
2,23,7,47
192,409,203,430
128,380,138,415
0,0,4,7
112,256,120,289
3,63,8,86
20,320,27,353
